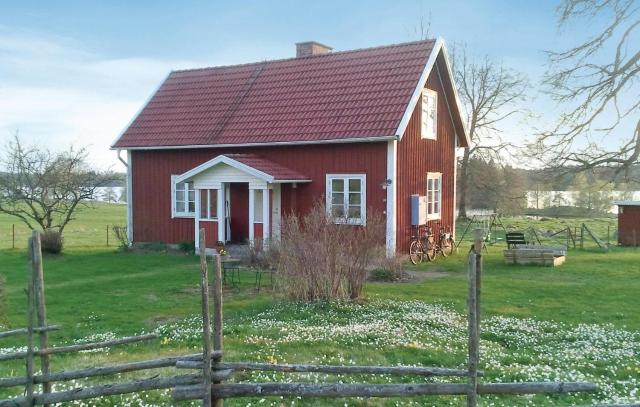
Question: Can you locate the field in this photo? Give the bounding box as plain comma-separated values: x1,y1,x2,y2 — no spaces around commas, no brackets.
0,205,638,406
0,202,124,249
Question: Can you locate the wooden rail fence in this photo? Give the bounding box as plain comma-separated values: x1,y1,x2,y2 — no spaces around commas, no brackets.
1,228,636,406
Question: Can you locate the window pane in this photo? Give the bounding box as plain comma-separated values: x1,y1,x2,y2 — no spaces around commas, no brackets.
331,192,344,205
254,190,264,222
348,179,361,192
188,201,195,213
210,190,218,219
348,205,361,219
176,190,185,202
332,179,344,192
331,204,345,218
434,202,439,214
188,190,195,203
349,192,361,205
200,190,208,218
176,201,185,213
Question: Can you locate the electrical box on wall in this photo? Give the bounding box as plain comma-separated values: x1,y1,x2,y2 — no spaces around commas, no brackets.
411,194,427,226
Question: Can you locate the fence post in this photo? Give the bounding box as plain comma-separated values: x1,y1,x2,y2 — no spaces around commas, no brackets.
199,229,213,407
32,231,52,402
26,237,36,405
467,229,482,407
106,225,110,247
12,224,15,249
213,252,224,407
580,225,584,249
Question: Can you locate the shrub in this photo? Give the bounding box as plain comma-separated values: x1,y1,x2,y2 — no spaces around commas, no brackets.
178,240,195,255
243,239,279,270
370,268,397,282
40,229,63,254
276,201,385,301
112,225,130,251
370,255,404,282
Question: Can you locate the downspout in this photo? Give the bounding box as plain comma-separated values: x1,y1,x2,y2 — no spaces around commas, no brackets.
117,149,134,244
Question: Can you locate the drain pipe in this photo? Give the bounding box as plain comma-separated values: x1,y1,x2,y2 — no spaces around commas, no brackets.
117,149,133,244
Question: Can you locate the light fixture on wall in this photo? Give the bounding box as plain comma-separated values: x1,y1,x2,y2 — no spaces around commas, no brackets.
381,179,392,190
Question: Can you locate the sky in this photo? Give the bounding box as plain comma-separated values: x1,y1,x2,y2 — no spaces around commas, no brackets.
0,0,623,170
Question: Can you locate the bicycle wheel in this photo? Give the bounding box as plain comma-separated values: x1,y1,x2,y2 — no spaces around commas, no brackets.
409,240,424,265
424,237,436,261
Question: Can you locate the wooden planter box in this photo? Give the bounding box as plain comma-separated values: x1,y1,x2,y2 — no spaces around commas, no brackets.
503,246,567,267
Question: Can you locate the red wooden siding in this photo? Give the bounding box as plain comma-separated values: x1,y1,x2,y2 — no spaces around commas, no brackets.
618,206,640,246
130,143,387,245
254,223,263,239
200,221,218,248
395,57,457,253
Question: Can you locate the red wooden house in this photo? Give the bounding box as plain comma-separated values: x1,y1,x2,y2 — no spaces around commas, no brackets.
112,39,469,254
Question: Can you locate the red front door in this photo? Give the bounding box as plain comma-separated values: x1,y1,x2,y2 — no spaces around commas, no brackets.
228,183,249,243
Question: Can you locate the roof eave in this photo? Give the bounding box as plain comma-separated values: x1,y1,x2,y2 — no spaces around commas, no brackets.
110,135,397,151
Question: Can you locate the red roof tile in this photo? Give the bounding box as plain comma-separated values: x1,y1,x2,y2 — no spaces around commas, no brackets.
113,40,436,148
225,154,309,181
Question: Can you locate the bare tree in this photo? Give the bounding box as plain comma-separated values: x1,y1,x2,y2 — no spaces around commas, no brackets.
452,47,529,218
534,0,639,177
0,136,105,234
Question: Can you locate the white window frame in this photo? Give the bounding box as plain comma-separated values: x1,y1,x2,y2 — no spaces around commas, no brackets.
426,172,442,220
199,189,218,221
421,89,437,140
171,175,196,218
326,174,366,225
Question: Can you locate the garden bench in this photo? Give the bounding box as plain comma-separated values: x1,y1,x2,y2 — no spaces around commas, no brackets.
506,232,528,249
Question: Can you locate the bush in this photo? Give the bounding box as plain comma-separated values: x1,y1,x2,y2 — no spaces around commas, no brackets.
370,255,404,282
112,225,130,251
40,229,63,254
178,240,195,255
242,239,279,270
276,201,385,301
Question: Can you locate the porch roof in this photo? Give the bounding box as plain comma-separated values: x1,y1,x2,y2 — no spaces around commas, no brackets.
176,154,311,184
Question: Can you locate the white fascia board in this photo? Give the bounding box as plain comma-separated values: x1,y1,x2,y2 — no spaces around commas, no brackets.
175,155,274,184
110,135,396,151
110,72,172,149
439,42,471,146
395,38,443,139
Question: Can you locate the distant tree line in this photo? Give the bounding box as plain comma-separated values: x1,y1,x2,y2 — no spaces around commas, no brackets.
457,158,640,218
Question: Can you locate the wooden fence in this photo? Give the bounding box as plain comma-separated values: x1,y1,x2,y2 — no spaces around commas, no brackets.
1,229,636,406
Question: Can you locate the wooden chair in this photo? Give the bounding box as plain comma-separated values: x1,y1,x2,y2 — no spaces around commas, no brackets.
506,232,528,249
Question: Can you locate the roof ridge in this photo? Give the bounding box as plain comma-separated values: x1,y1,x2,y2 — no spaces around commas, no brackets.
171,38,436,74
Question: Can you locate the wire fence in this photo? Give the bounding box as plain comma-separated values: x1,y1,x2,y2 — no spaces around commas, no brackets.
0,224,121,250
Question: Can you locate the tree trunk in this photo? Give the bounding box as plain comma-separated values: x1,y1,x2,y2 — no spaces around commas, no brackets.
458,148,471,219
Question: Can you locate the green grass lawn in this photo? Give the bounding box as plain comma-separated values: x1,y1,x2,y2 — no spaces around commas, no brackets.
0,206,637,406
0,202,126,249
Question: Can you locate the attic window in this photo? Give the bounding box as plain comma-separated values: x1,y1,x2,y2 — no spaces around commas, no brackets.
421,89,437,140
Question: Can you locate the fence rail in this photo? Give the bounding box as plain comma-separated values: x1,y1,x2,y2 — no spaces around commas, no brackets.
0,224,118,249
1,228,635,406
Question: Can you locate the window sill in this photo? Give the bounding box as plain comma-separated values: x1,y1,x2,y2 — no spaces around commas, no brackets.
173,213,196,219
333,219,366,226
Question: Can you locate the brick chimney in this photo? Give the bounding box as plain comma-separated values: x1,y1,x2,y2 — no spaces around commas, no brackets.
296,41,332,58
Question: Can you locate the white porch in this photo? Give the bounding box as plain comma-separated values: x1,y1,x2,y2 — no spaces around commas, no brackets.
174,154,309,250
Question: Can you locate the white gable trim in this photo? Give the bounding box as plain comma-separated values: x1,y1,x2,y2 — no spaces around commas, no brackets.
395,38,470,146
439,42,471,147
176,155,274,184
